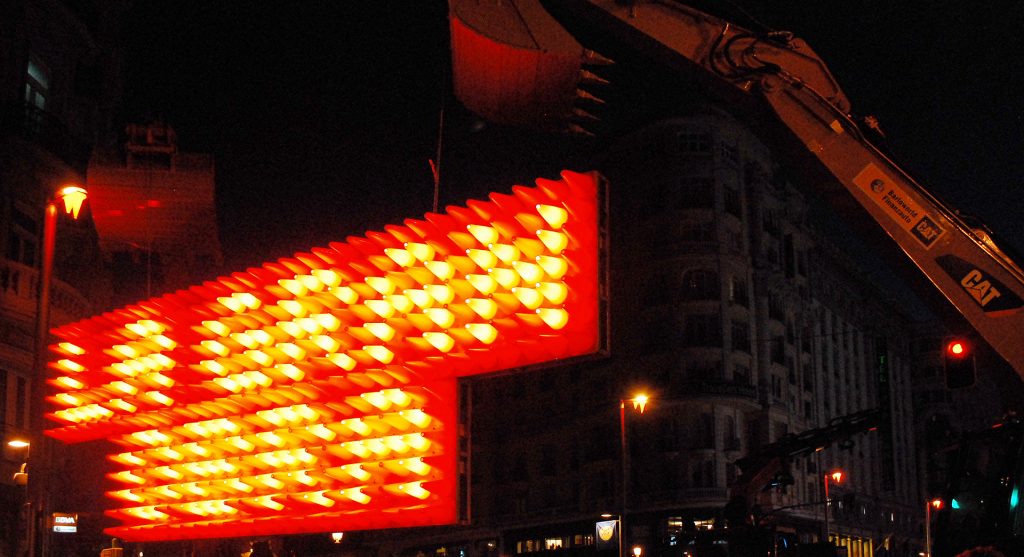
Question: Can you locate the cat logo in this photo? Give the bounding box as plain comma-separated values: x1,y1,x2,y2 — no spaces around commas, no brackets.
961,269,1002,307
937,255,1023,314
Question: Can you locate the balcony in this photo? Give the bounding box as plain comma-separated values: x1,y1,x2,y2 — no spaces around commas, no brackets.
0,258,91,334
1,102,91,173
644,486,729,505
676,380,758,401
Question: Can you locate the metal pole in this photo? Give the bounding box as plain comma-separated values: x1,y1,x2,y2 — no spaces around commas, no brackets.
619,400,627,557
28,201,57,557
924,502,932,557
823,473,830,544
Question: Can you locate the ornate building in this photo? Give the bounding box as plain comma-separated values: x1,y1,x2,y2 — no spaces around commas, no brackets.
0,1,127,556
366,111,921,557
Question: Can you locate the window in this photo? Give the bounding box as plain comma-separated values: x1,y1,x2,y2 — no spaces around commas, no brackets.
773,420,789,439
768,295,785,322
684,314,721,347
762,209,780,235
732,364,750,386
0,369,7,424
541,444,556,476
724,187,742,217
7,206,38,266
16,376,27,427
665,517,685,546
26,57,50,110
729,275,749,307
643,272,671,306
691,459,716,487
784,234,796,278
678,178,714,209
659,417,679,452
743,162,765,186
682,269,719,300
726,230,743,254
731,320,750,353
725,415,739,450
641,179,672,216
677,221,715,242
544,538,564,550
677,131,712,153
771,337,786,364
699,413,715,448
718,143,740,166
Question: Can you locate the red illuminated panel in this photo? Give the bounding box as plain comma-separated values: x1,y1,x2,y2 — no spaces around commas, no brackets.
46,171,603,541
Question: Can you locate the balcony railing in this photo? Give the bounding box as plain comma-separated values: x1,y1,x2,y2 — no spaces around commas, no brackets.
645,486,729,504
0,102,92,173
678,380,759,400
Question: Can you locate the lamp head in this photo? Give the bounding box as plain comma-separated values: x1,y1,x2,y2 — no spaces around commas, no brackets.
631,394,649,413
829,470,844,484
56,185,87,219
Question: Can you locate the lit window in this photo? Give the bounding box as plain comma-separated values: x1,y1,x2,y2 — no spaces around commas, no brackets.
693,519,714,531
545,538,564,550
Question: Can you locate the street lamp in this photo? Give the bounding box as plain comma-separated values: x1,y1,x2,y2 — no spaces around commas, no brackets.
822,469,844,543
7,439,30,484
619,393,648,557
27,184,88,557
925,498,943,557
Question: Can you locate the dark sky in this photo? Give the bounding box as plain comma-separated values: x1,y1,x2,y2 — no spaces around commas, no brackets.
122,1,1024,271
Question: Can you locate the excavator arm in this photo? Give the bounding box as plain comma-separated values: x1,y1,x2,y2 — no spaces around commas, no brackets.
723,409,879,525
449,0,1024,376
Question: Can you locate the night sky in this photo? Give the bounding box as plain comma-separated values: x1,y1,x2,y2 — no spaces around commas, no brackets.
122,1,1024,271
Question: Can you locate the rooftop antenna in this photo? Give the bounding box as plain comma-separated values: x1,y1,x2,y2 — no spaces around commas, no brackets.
429,103,445,214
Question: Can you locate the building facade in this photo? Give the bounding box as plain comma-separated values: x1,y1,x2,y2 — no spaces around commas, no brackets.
87,121,223,306
365,111,922,557
0,1,127,555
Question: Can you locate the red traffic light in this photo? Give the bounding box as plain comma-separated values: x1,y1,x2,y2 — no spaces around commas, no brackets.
944,337,977,389
946,340,970,358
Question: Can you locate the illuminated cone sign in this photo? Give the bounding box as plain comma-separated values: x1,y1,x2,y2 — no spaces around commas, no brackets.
46,171,603,541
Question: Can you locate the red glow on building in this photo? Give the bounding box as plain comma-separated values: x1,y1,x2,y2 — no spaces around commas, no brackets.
46,171,603,541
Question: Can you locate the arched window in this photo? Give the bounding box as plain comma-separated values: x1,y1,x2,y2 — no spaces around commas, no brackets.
682,269,719,300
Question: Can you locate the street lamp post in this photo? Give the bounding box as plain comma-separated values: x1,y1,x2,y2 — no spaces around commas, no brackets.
619,394,648,557
27,185,87,557
7,439,31,557
925,498,943,557
822,469,844,544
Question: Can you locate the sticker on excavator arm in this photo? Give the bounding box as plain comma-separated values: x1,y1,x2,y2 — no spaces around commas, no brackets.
853,163,946,248
936,254,1023,314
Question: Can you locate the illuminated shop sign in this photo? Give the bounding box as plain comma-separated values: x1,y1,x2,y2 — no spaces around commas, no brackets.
52,513,78,533
46,171,603,541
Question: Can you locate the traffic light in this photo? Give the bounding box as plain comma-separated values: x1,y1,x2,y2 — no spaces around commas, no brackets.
943,337,976,389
